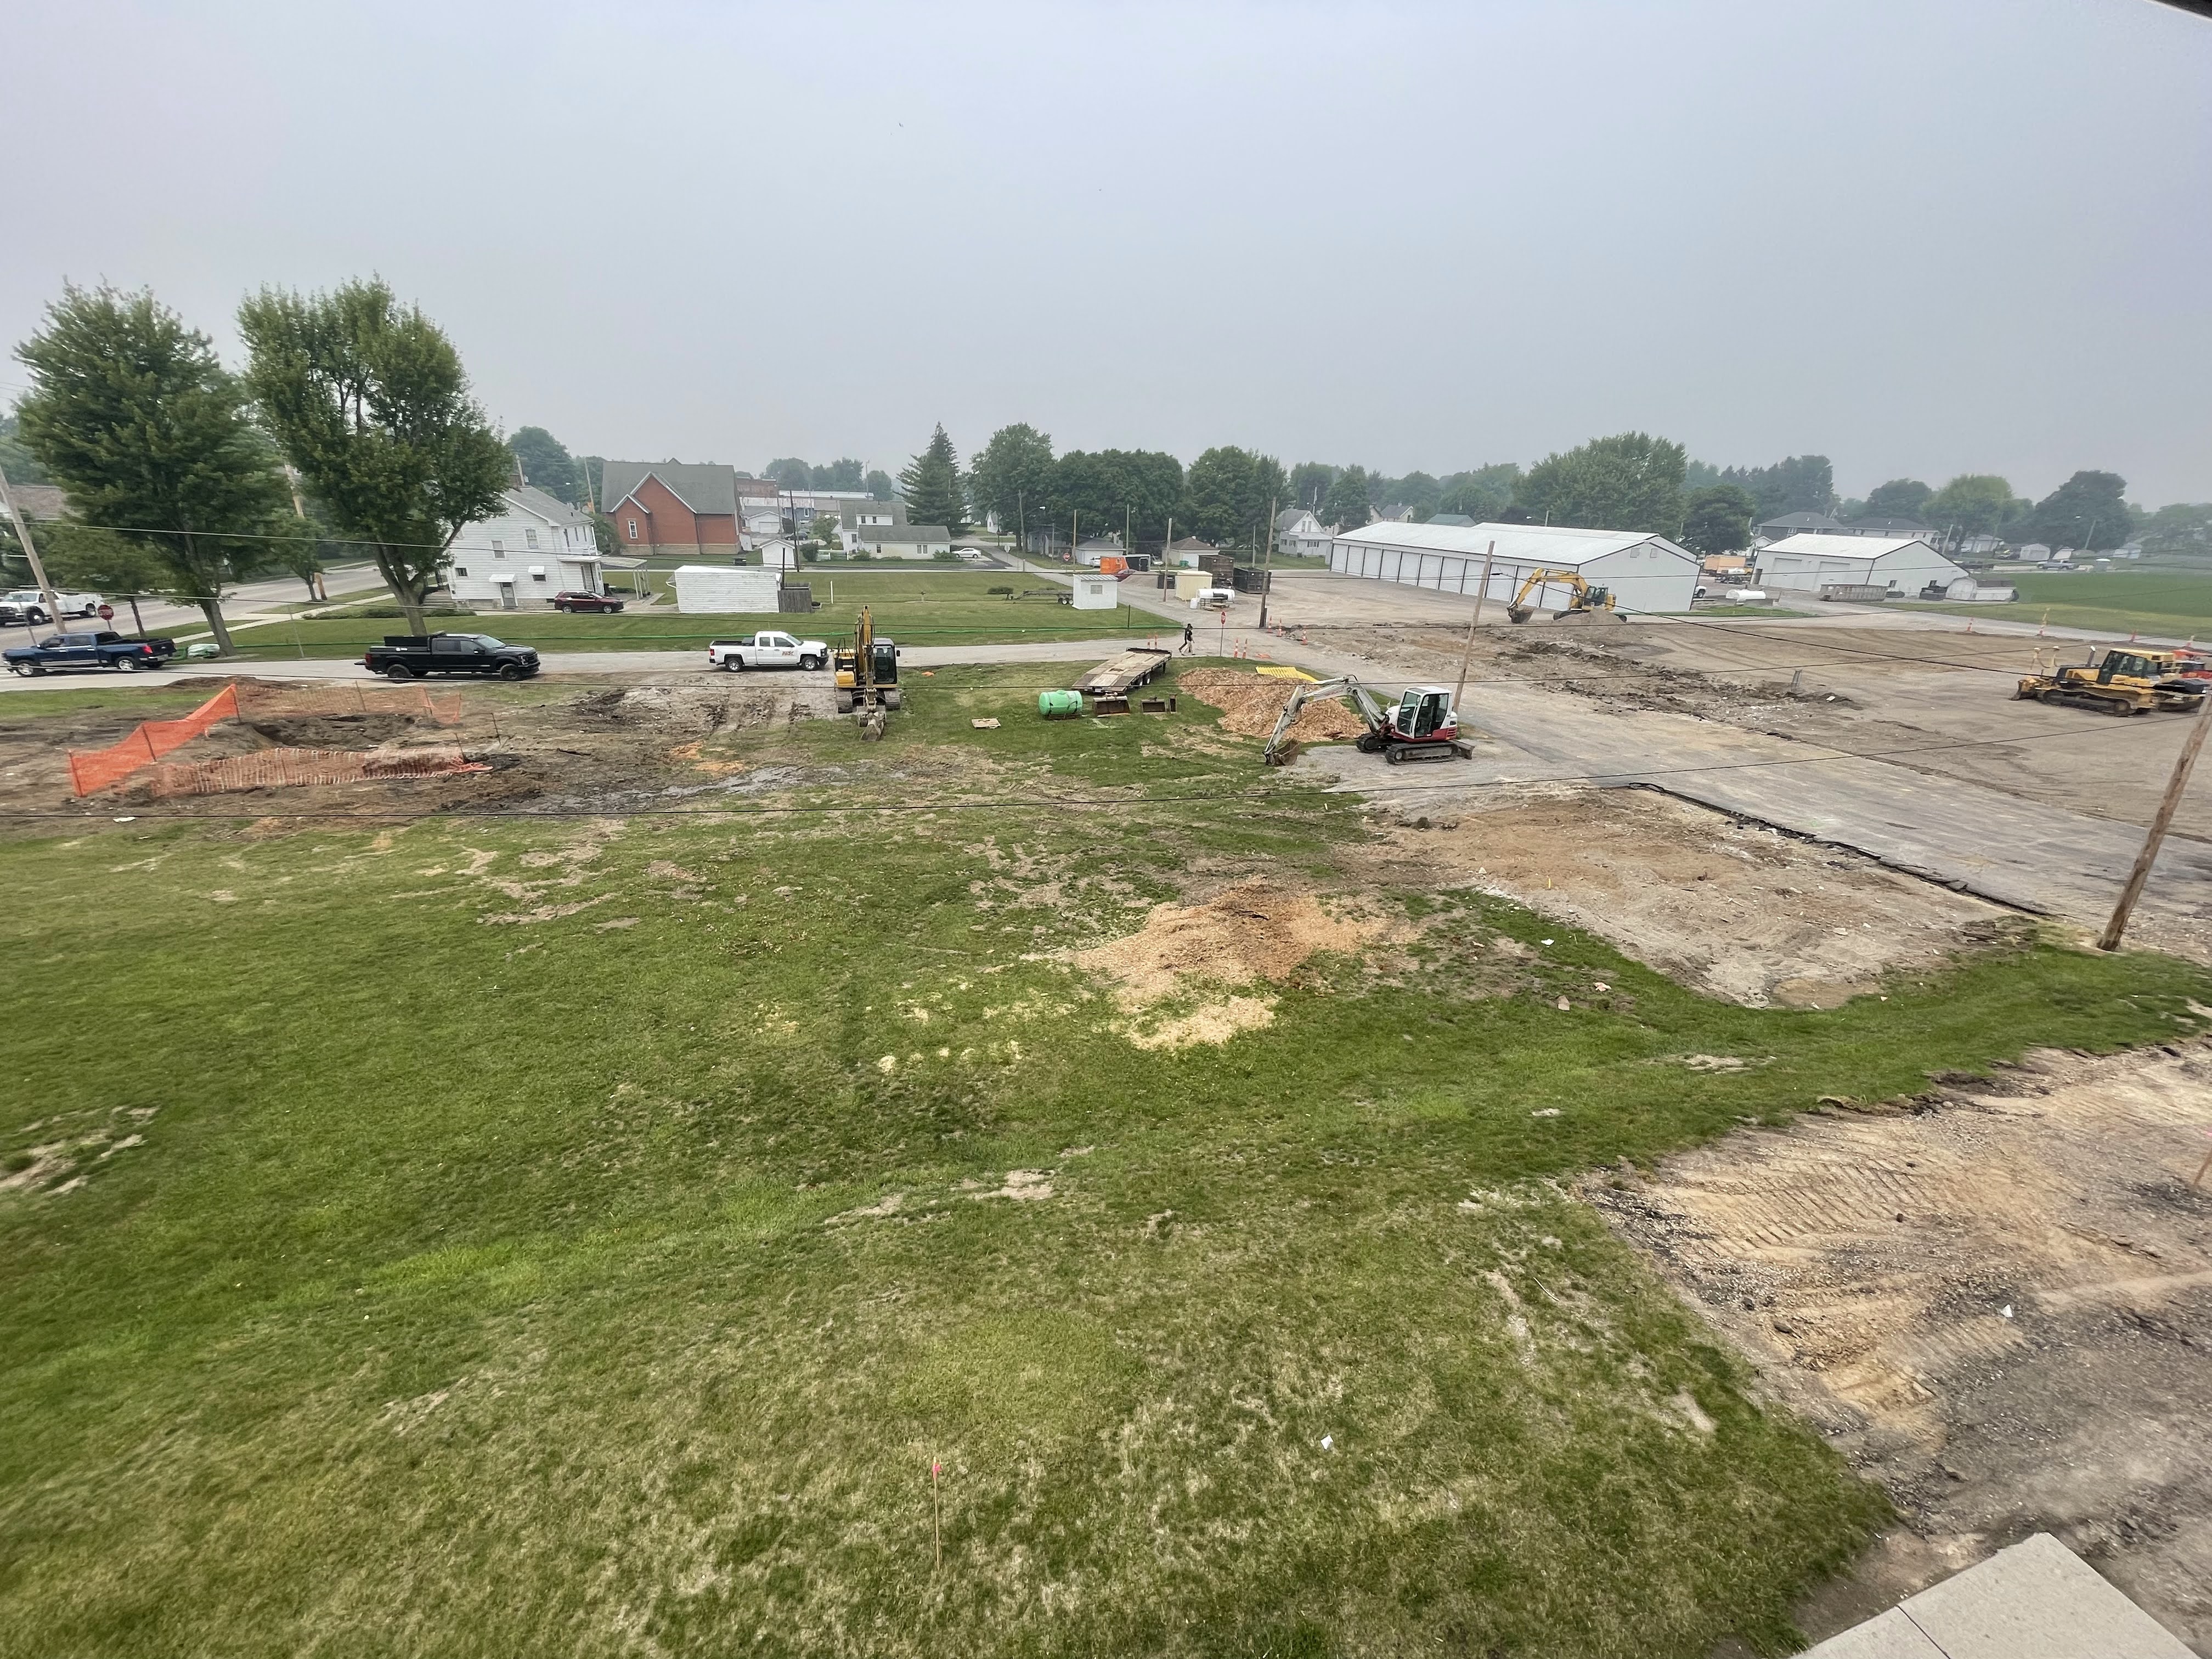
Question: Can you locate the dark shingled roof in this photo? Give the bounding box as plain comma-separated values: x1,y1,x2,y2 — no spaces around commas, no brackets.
597,461,741,516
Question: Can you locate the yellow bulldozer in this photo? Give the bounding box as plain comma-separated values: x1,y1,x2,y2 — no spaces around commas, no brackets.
1505,569,1617,624
2014,646,2208,716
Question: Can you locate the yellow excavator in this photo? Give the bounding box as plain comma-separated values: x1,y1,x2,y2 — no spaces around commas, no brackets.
1505,569,1616,624
2015,646,2207,716
832,606,901,738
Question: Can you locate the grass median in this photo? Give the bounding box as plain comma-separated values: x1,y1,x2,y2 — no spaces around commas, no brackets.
4,663,2207,1656
221,572,1172,659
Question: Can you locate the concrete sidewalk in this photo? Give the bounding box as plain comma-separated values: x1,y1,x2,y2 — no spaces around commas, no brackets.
1799,1533,2193,1657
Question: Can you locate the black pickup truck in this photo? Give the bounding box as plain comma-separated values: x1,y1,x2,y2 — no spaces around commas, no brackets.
362,633,541,681
4,631,177,676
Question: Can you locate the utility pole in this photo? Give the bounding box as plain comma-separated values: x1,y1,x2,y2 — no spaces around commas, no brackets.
0,463,65,633
1453,542,1496,720
1257,495,1276,631
1016,490,1024,562
2098,691,2212,951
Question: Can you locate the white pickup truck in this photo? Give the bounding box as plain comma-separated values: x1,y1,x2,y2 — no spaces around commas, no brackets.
706,629,830,672
2,587,103,623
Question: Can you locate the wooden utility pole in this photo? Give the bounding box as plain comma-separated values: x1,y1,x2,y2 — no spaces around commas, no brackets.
1452,544,1496,726
1257,495,1277,631
2098,691,2212,951
0,463,65,631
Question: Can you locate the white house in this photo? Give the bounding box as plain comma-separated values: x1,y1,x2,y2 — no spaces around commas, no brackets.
848,524,952,560
1071,571,1120,610
1274,509,1331,560
445,487,605,610
1754,534,1968,597
1328,521,1701,616
1074,537,1125,567
1166,537,1218,568
837,499,907,551
671,565,784,613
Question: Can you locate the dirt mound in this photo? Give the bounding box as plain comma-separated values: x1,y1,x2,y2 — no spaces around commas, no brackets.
1591,1039,2212,1650
245,713,427,748
1070,881,1387,1051
1178,670,1367,743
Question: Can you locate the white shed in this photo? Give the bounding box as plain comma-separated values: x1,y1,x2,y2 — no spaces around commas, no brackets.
1071,571,1120,610
1328,521,1701,616
670,565,784,613
1755,534,1967,597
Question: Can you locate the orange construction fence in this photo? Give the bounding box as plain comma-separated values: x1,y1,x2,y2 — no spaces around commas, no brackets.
143,745,484,798
67,679,464,795
69,683,241,795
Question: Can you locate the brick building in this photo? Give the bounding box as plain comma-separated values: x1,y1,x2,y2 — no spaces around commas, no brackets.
598,462,745,560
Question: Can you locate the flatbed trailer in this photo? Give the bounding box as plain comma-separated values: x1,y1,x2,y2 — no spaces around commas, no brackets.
1074,648,1173,712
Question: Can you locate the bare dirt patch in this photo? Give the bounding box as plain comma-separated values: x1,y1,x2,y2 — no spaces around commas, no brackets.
1178,669,1368,744
1590,1040,2212,1650
1070,879,1392,1048
1346,785,2020,1007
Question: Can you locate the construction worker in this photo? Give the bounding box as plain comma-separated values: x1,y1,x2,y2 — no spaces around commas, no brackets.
1181,620,1195,654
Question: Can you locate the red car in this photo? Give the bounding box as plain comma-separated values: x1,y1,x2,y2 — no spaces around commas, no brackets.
550,591,626,613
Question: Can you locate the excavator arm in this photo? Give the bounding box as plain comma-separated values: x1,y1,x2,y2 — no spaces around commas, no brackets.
1262,677,1385,765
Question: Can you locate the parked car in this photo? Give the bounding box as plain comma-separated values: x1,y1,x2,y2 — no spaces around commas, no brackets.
362,633,541,680
2,588,102,620
706,630,830,672
4,631,176,675
550,590,625,613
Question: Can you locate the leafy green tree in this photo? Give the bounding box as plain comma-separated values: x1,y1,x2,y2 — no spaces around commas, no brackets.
764,457,814,489
1374,471,1441,518
969,423,1056,539
509,426,581,503
2018,470,2130,550
1322,465,1373,531
1858,478,1932,521
0,411,49,485
865,469,894,501
239,278,512,637
1517,432,1687,537
897,424,967,534
1720,455,1833,521
1182,446,1287,549
1680,459,1723,492
35,523,171,631
2138,503,2212,558
15,284,290,652
1437,462,1519,521
1288,462,1335,514
814,458,865,490
1048,448,1183,546
1679,484,1757,557
1923,475,2017,546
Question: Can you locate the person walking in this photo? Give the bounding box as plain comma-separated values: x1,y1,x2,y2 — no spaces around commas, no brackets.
1181,620,1195,654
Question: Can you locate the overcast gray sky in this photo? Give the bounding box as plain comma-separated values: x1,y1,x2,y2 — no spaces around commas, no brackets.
5,0,2209,504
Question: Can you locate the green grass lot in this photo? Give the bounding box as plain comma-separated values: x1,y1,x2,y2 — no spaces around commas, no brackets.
1900,571,2212,640
5,663,2209,1656
227,572,1163,660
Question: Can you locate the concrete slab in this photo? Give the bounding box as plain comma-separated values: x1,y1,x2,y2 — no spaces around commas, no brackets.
1799,1534,2195,1658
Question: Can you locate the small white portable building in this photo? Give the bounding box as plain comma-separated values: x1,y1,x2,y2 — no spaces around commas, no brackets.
1756,534,1967,597
1071,571,1119,610
671,565,783,613
1329,521,1700,616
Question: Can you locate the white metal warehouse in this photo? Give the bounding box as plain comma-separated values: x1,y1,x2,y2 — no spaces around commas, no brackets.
1328,522,1700,616
1755,534,1967,597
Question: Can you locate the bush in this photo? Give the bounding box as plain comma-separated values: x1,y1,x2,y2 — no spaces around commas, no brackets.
987,585,1014,595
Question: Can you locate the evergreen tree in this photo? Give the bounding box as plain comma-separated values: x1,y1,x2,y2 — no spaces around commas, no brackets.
897,424,967,534
14,284,289,652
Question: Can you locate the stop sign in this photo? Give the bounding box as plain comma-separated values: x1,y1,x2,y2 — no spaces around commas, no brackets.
97,603,114,621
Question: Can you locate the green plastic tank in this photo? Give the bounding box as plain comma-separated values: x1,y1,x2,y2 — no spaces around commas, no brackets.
1037,689,1082,718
